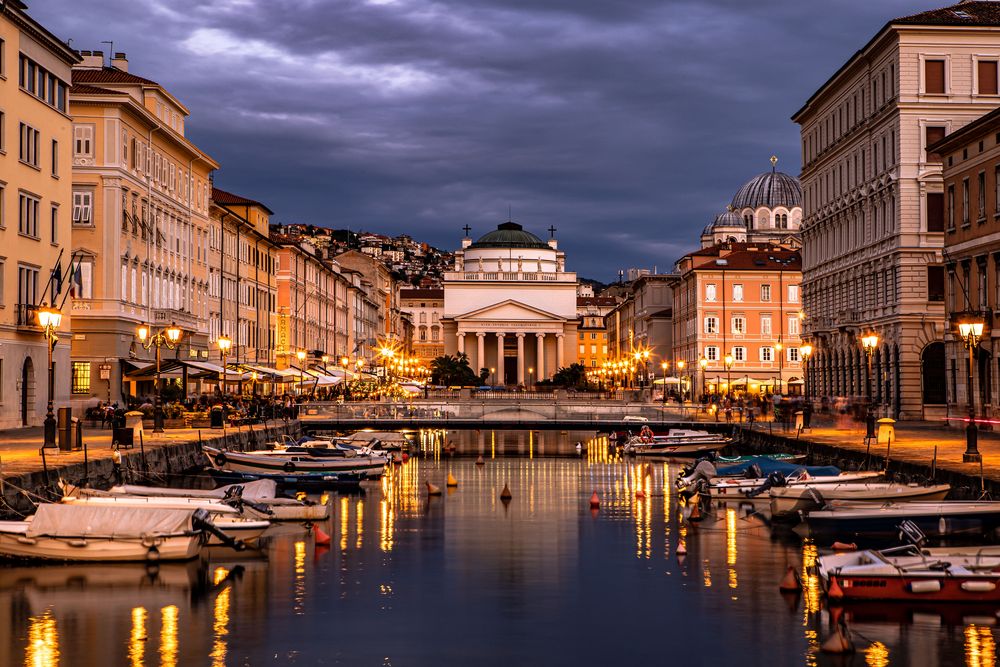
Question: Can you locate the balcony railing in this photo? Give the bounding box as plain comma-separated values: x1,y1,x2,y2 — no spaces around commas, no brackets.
15,303,39,328
152,308,200,331
448,271,576,282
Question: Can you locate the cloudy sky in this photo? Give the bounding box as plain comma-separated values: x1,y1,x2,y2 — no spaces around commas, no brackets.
35,0,924,279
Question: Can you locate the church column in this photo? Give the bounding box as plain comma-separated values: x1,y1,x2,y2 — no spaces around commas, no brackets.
556,333,565,370
496,333,505,385
536,333,546,381
456,331,465,355
476,333,486,374
516,333,525,386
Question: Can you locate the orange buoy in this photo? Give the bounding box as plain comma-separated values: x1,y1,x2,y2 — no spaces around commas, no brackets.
313,524,332,547
778,566,801,592
676,542,687,556
426,480,442,496
820,622,854,654
831,541,857,551
827,576,844,599
589,491,600,509
475,455,485,466
688,502,702,521
401,452,409,462
447,472,458,487
500,483,512,500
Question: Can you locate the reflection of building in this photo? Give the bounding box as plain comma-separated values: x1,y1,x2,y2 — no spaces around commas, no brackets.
672,243,803,397
793,3,1000,418
0,2,79,426
576,297,616,370
68,52,218,407
400,288,444,363
934,110,1000,418
442,222,578,384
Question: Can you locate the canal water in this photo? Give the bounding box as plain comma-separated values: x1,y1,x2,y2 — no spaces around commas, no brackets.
3,430,996,666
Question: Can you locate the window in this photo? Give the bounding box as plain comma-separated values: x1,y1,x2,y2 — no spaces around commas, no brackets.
760,346,774,362
578,344,584,355
927,192,944,231
980,60,999,95
17,54,66,111
948,184,956,230
0,110,5,152
788,317,800,336
787,347,800,363
705,283,717,302
926,126,946,160
50,205,57,243
926,265,944,302
18,192,39,238
72,191,92,226
733,346,746,362
761,313,772,336
17,265,38,309
963,178,971,224
704,316,718,334
760,284,771,301
788,285,800,303
705,346,719,362
925,59,945,94
51,140,57,177
731,316,746,334
979,172,987,220
0,184,3,229
733,284,743,301
19,123,39,167
73,125,93,158
71,361,91,395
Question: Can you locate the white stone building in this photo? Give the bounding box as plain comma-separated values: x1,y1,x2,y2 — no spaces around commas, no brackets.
442,222,578,384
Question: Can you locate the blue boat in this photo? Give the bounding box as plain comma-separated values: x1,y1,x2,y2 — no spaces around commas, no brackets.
207,468,365,491
713,456,840,478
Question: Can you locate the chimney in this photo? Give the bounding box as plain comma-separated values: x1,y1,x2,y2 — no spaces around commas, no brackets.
111,52,128,72
79,50,104,69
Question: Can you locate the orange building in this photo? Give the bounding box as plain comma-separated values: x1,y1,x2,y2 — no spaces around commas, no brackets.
672,242,804,398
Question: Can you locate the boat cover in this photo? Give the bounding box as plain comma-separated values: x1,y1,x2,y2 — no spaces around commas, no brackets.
112,479,278,501
714,457,840,478
27,505,193,538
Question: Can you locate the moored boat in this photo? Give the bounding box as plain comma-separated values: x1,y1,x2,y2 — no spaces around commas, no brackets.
769,483,951,519
802,501,1000,543
705,471,883,499
622,428,731,456
203,445,387,478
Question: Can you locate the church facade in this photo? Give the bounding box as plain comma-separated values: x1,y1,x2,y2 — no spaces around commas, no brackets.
441,222,579,385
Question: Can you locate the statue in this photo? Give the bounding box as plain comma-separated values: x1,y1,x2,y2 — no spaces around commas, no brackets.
497,258,503,272
517,256,523,271
478,257,484,272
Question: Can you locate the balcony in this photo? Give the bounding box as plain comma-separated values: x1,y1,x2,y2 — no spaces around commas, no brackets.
152,308,200,331
15,304,39,329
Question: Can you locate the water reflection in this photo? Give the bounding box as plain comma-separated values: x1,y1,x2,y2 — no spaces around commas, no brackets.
25,609,58,667
211,567,230,667
128,607,146,667
966,624,996,667
160,605,178,667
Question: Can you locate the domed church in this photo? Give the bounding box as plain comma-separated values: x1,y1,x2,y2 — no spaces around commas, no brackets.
442,221,579,385
701,156,803,249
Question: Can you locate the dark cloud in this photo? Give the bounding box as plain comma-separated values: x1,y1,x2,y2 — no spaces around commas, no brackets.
36,0,921,279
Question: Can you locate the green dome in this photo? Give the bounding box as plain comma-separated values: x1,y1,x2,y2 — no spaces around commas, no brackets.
469,222,550,249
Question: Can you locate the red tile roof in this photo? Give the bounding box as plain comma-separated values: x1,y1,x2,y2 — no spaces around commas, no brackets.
577,297,617,307
895,1,1000,26
212,187,274,215
70,84,123,96
72,67,159,87
400,288,444,299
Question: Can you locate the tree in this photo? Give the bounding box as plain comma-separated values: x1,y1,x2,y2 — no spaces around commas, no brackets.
430,353,480,386
549,363,590,390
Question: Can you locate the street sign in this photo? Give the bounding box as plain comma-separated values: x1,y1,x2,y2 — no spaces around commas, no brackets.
98,363,111,380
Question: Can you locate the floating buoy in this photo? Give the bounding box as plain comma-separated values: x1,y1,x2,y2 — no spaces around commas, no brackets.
831,542,857,551
575,442,583,454
820,622,854,654
778,566,801,592
313,524,332,547
589,491,600,509
676,542,687,556
447,472,458,487
401,452,409,462
827,576,844,599
688,502,702,521
426,480,442,496
475,455,485,466
500,483,512,500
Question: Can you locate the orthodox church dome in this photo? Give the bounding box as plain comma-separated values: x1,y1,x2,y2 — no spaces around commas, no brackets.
730,158,802,210
469,221,550,249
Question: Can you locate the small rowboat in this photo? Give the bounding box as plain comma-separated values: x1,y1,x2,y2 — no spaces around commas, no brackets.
206,468,366,491
769,483,951,519
622,429,731,456
818,544,1000,602
204,445,387,478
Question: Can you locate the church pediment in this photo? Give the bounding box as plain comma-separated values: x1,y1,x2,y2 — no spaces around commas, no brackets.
453,299,566,322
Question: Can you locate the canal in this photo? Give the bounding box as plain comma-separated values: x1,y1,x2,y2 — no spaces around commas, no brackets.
3,430,995,666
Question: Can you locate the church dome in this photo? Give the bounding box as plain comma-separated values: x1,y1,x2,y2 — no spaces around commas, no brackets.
731,160,802,210
469,221,550,249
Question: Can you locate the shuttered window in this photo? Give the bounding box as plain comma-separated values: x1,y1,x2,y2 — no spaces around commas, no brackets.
925,59,946,94
927,266,945,302
926,126,946,160
927,192,944,232
979,60,998,95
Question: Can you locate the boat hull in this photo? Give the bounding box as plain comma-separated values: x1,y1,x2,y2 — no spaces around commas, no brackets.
770,484,951,519
827,573,1000,602
0,533,201,562
805,511,1000,544
631,442,728,456
707,471,883,499
204,446,385,477
207,468,365,491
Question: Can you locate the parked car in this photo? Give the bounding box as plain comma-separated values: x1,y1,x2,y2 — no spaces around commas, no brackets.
622,415,649,422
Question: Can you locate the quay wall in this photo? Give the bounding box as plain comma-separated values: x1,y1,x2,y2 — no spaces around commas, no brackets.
0,422,301,518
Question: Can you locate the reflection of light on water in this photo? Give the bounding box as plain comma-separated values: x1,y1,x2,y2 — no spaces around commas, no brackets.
380,498,395,552
726,508,738,590
294,540,306,615
25,609,59,667
211,567,231,667
703,558,712,588
356,499,365,549
160,605,178,667
529,430,533,459
678,523,688,560
128,607,146,667
800,541,820,616
803,628,818,667
865,641,889,667
340,496,350,551
966,624,996,667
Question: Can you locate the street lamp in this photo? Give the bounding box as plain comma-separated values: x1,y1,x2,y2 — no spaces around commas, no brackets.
699,356,708,402
677,360,686,402
37,304,62,449
800,343,813,401
528,366,534,389
959,319,986,462
724,352,734,401
136,322,182,432
490,367,496,387
217,334,232,432
861,333,879,439
660,360,669,405
775,339,784,395
296,349,307,397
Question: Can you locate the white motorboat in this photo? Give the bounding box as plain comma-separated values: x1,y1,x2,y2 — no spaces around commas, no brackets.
769,482,952,519
204,445,387,478
59,495,271,545
622,429,731,456
802,500,1000,542
706,470,883,499
96,480,330,522
0,504,208,562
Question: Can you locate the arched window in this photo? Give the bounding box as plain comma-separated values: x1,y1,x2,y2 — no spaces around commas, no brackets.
921,342,946,404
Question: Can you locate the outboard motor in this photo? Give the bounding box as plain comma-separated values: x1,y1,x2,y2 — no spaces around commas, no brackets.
745,471,787,498
743,463,764,480
191,508,247,551
898,519,927,548
676,459,718,490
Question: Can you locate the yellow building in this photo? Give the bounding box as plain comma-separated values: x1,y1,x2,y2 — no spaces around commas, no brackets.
0,2,79,428
209,188,279,368
67,51,219,407
576,296,615,371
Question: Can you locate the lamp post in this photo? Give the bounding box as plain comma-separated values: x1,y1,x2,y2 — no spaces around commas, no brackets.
137,322,182,433
677,360,686,403
699,356,708,402
490,367,496,387
800,343,813,401
724,352,734,401
217,335,232,433
296,349,306,397
959,319,986,462
250,370,258,396
37,304,62,449
861,333,879,439
775,339,784,395
660,361,669,405
528,367,534,390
